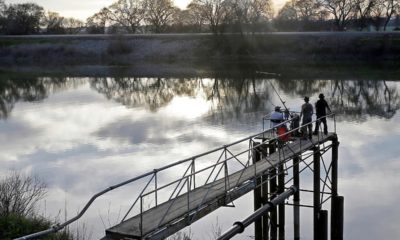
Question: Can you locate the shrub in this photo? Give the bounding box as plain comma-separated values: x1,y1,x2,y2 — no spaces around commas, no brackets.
0,172,72,239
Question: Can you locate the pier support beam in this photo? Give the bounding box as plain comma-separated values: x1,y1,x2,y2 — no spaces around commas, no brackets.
269,142,277,240
293,155,300,240
313,147,321,240
278,157,285,240
252,142,262,240
331,138,343,240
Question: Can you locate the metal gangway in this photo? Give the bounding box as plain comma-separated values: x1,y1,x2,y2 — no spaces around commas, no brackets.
16,113,339,240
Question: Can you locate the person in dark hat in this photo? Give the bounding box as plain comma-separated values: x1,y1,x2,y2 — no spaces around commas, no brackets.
313,93,331,135
300,96,313,139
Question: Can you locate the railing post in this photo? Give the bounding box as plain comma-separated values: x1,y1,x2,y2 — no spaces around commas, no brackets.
154,170,158,206
187,176,190,224
313,147,321,240
140,196,143,237
192,158,196,189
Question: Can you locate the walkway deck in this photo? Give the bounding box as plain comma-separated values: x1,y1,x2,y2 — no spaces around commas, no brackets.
105,133,337,240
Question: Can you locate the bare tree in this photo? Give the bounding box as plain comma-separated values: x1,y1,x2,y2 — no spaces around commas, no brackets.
63,17,84,34
0,172,47,217
189,0,231,34
143,0,178,33
107,0,145,33
229,0,272,33
382,0,399,30
371,0,385,30
86,7,109,34
186,2,207,31
353,0,376,30
295,0,322,21
42,11,65,34
318,0,356,30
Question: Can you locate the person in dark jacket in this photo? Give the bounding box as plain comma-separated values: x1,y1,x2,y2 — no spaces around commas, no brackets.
313,93,331,135
300,96,313,139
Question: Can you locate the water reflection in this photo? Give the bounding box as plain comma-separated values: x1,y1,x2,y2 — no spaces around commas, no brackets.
2,76,399,122
0,73,400,240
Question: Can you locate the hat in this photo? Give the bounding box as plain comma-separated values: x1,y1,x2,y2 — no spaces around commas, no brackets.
319,93,325,99
304,96,309,102
275,106,281,111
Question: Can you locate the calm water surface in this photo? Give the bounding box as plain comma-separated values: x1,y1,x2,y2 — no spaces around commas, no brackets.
1,75,400,239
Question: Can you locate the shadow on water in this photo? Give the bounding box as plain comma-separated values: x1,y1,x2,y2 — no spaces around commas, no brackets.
1,63,400,122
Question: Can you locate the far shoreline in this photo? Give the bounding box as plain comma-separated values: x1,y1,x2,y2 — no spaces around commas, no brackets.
1,32,400,77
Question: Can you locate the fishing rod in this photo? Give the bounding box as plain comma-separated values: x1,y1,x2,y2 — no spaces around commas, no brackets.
244,50,290,116
256,71,289,113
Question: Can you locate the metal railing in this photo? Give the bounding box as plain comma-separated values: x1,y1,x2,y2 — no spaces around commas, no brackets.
15,113,336,240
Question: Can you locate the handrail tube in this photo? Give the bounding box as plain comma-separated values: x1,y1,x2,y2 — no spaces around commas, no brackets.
217,186,298,240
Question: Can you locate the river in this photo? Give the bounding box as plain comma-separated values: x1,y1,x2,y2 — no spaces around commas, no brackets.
1,70,399,240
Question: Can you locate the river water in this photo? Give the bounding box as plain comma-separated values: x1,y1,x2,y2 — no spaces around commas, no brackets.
1,72,399,240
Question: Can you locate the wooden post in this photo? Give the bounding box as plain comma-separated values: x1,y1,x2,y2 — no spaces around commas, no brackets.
332,196,344,240
332,138,339,197
319,210,328,240
293,155,300,240
313,147,321,240
252,141,262,240
331,138,343,240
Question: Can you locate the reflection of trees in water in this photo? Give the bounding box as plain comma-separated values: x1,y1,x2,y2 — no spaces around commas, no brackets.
202,77,273,123
91,77,275,123
272,77,400,121
330,80,400,121
1,75,399,123
275,78,329,99
90,77,199,111
0,77,84,119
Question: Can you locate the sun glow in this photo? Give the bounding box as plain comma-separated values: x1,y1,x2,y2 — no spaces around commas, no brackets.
161,96,211,120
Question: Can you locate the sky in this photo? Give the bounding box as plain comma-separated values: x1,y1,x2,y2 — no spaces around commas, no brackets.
5,0,287,20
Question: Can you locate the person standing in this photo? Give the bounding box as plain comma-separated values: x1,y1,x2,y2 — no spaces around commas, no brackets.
300,96,313,139
314,93,331,135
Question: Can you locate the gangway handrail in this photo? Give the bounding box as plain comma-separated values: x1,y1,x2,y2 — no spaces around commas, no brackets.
15,113,335,240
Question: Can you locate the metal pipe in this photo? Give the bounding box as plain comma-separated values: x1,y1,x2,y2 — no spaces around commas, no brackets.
217,186,298,240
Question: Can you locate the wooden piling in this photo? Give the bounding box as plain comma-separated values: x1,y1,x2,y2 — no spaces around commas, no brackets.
319,210,328,240
252,141,262,240
278,160,285,240
293,155,300,240
269,141,277,240
331,196,344,240
313,147,321,240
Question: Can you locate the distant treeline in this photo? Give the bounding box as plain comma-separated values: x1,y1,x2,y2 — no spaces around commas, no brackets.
0,0,399,35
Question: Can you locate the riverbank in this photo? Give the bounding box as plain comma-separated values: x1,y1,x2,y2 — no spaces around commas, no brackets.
1,32,400,67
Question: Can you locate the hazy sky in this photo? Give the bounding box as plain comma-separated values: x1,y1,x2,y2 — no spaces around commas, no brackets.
5,0,287,20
